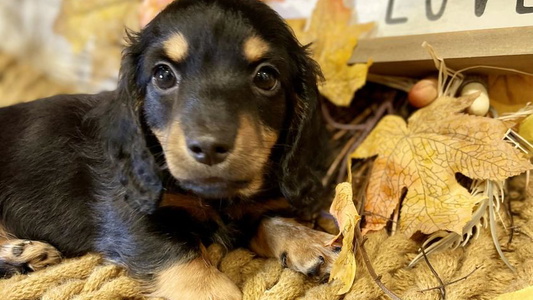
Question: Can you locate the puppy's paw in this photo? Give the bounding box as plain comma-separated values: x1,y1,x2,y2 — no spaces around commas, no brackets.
279,227,339,280
251,217,339,281
153,257,242,300
0,239,62,275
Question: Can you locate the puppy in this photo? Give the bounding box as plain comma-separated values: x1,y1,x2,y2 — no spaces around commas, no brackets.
0,0,336,298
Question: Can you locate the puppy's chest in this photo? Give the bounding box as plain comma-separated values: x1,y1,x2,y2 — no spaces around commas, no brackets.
160,193,291,247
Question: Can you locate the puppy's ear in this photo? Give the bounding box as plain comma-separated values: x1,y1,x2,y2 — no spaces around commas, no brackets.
96,30,162,214
278,47,330,218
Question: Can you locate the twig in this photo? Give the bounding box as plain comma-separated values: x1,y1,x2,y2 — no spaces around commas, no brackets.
336,101,393,183
335,133,369,184
354,226,402,300
321,102,371,131
332,108,374,140
420,246,446,299
323,134,358,186
506,177,528,246
419,266,481,293
512,228,533,240
354,160,373,214
506,190,515,246
323,99,393,185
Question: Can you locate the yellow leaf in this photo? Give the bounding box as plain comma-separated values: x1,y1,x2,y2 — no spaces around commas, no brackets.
494,285,533,300
352,95,533,236
328,182,360,295
289,0,373,107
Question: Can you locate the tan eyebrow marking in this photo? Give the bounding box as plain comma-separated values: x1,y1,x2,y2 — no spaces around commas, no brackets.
243,36,270,62
163,32,189,62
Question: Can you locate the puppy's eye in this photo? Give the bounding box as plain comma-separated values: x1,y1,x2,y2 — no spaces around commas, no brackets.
153,64,177,89
253,66,279,91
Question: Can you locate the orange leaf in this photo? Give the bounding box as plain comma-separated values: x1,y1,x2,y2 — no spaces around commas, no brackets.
352,95,533,237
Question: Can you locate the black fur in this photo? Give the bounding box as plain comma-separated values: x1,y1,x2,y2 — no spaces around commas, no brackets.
0,0,331,280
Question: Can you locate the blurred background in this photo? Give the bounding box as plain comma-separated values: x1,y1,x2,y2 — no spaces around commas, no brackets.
0,0,142,106
0,0,325,107
0,0,531,112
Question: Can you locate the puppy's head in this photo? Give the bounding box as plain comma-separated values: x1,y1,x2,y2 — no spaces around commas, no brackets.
118,0,326,207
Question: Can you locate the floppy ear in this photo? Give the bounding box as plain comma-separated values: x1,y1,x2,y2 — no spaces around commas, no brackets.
278,47,331,218
96,30,162,214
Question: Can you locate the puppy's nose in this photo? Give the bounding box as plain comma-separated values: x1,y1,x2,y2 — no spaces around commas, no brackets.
186,138,232,166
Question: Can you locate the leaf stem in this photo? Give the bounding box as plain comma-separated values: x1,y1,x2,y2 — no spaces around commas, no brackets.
419,266,480,293
354,226,402,300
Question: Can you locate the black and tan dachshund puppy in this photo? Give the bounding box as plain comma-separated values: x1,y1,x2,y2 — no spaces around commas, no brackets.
0,0,337,298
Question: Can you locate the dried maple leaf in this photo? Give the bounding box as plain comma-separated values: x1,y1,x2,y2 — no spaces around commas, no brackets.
328,182,360,295
352,95,533,237
288,0,373,107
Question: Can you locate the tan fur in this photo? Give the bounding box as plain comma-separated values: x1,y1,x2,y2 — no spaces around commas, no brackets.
250,217,338,277
0,223,9,242
153,114,278,197
0,239,62,271
243,36,270,62
152,257,242,300
163,32,189,62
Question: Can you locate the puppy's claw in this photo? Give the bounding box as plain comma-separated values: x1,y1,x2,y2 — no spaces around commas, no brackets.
280,251,288,268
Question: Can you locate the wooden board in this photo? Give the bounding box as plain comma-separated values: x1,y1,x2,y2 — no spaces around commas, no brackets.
350,26,533,77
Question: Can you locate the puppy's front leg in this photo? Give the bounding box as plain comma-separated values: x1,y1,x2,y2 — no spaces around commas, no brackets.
97,202,241,300
152,255,241,300
250,217,338,279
